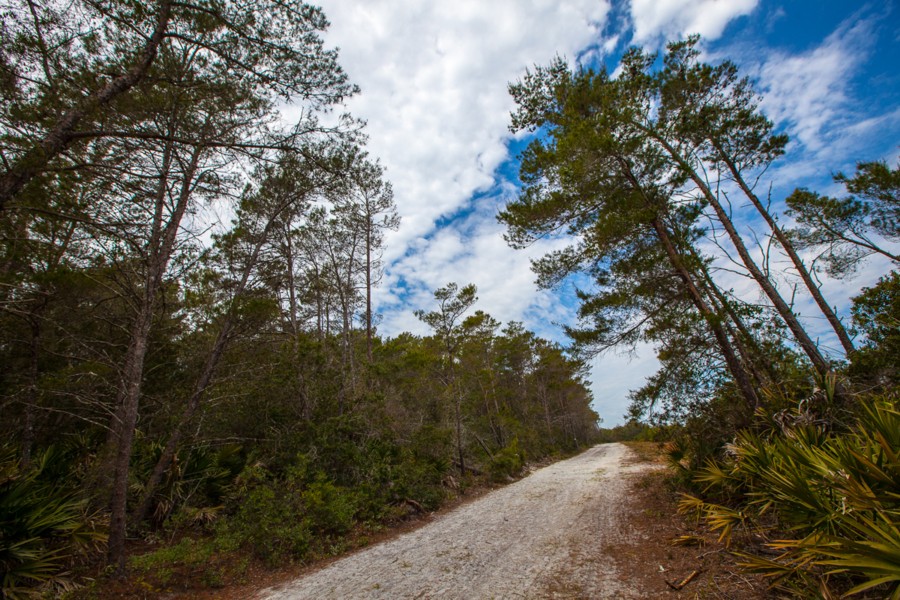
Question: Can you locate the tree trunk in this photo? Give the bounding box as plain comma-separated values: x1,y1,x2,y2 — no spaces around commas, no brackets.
455,378,466,476
618,156,760,408
284,223,299,336
107,142,201,572
106,301,154,571
652,135,832,377
131,320,230,526
365,222,373,361
541,387,553,436
21,318,41,466
20,223,74,466
131,196,296,527
691,248,777,388
716,149,855,356
651,217,761,409
313,264,324,340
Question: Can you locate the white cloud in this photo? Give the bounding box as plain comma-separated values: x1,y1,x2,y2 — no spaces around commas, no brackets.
590,343,659,424
287,3,895,427
316,0,610,268
629,0,757,44
309,0,611,341
756,17,873,157
376,191,578,343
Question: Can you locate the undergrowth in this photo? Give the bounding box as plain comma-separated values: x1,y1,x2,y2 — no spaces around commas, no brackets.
676,395,900,599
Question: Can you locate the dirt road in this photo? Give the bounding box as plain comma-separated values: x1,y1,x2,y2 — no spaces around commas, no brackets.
258,443,654,599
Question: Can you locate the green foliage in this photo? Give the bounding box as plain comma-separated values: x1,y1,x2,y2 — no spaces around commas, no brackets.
393,426,453,510
128,537,217,574
217,482,313,566
414,282,478,355
488,438,525,482
786,160,900,277
850,272,900,386
114,313,597,585
131,443,241,529
682,399,900,598
301,476,358,536
0,446,105,598
502,36,806,413
595,421,658,443
213,463,359,566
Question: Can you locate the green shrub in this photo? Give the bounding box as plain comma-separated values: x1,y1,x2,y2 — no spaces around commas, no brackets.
214,464,360,566
850,272,900,386
390,454,447,511
489,438,525,482
128,537,215,572
215,482,312,566
131,442,243,530
301,476,357,536
0,446,105,599
374,425,453,511
409,425,453,472
681,398,900,598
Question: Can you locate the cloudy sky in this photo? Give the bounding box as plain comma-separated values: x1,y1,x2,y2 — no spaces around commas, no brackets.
310,0,900,425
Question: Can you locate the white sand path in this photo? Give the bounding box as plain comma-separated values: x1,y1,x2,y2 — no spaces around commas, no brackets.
258,443,652,599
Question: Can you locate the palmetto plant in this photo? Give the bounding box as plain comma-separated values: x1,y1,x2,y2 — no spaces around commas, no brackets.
680,398,900,598
0,446,105,598
130,442,239,529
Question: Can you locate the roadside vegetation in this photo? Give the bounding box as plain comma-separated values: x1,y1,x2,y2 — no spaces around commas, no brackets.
504,36,899,598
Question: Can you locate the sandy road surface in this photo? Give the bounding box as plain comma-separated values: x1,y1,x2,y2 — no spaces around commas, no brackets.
258,443,652,599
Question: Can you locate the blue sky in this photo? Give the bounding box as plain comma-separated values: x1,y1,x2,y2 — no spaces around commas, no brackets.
299,0,900,425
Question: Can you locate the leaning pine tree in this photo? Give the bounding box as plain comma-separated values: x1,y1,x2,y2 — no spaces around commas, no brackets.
502,39,848,406
501,57,761,410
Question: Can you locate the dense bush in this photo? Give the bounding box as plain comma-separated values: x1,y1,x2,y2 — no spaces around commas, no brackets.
488,438,526,482
214,463,358,566
680,398,900,598
0,446,104,598
850,272,900,387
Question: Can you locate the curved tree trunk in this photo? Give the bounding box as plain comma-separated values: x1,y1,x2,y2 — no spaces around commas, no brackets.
651,217,761,409
130,322,231,527
619,157,760,408
131,196,296,527
107,142,200,573
690,246,778,388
